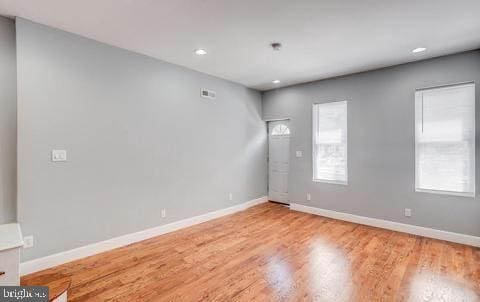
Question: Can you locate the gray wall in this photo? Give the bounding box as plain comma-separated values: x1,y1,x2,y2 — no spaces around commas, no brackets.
16,19,267,261
263,51,480,237
0,16,17,224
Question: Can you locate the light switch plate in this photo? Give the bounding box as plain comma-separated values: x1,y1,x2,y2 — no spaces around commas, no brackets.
306,193,311,201
296,151,303,158
52,150,67,162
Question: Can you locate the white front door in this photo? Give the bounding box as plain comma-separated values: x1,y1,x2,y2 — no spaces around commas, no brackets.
268,121,290,203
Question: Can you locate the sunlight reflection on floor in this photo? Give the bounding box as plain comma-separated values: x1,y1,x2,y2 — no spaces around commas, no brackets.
265,254,295,299
308,238,353,301
408,273,479,302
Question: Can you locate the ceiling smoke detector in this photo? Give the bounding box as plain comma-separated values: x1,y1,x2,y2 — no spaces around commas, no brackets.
271,42,282,51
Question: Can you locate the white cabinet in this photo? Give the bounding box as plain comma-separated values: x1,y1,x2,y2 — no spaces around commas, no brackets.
0,224,23,286
0,248,20,285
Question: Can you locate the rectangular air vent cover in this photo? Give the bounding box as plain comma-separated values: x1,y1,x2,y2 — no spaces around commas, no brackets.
201,89,216,99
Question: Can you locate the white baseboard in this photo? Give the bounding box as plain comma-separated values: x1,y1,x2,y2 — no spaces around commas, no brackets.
290,203,480,248
20,196,268,276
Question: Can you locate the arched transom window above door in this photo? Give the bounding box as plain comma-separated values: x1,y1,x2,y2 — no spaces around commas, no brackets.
271,124,290,136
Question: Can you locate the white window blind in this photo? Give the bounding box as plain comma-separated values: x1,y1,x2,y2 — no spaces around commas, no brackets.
313,101,348,184
415,83,475,197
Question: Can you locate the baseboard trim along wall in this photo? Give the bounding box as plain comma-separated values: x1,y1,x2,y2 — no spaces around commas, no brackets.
290,203,480,248
20,196,268,276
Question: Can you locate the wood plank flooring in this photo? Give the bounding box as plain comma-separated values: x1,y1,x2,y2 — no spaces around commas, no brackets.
22,202,480,301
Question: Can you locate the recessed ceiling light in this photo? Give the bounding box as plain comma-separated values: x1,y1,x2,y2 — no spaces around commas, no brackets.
272,80,281,84
195,49,207,55
412,47,427,53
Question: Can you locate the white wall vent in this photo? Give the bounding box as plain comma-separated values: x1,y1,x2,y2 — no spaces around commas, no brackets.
201,89,216,99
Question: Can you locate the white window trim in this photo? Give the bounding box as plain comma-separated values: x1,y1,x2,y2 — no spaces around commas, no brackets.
312,101,348,185
415,188,475,198
312,178,348,186
414,82,476,198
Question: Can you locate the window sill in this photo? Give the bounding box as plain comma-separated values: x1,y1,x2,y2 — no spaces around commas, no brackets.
415,188,475,198
313,179,348,186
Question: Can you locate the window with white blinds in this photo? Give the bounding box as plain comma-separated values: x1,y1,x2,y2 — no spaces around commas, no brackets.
415,83,475,197
312,101,348,184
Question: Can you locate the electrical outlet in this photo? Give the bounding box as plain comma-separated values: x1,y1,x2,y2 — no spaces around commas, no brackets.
296,151,303,158
306,193,311,201
161,209,166,218
51,150,67,162
404,208,412,217
23,236,34,248
229,193,233,201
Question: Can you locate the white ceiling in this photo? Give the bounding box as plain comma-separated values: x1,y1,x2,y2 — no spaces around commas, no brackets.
1,0,480,91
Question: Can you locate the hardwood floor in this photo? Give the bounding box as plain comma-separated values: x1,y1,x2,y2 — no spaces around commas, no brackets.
22,202,480,301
